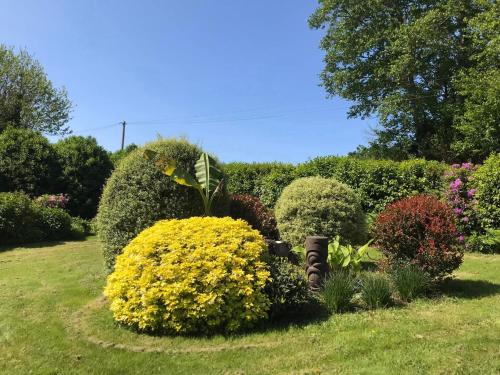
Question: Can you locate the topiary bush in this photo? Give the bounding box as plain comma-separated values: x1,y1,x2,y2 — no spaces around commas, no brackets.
0,127,60,196
473,153,500,229
264,255,311,318
373,195,463,280
96,138,229,272
104,217,271,335
55,136,113,219
275,177,366,246
229,194,279,239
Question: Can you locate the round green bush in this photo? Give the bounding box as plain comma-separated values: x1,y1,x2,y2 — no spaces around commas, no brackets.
274,177,366,246
0,192,42,245
34,205,72,240
473,153,500,229
96,138,229,271
0,127,60,196
54,136,113,219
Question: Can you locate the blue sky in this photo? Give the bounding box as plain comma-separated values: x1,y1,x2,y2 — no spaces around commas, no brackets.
0,0,375,163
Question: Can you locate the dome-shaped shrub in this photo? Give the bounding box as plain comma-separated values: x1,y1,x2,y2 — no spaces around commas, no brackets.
373,195,463,279
274,177,365,246
229,194,279,239
104,217,271,334
96,139,228,271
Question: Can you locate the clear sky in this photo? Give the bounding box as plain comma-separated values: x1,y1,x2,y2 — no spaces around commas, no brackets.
0,0,375,163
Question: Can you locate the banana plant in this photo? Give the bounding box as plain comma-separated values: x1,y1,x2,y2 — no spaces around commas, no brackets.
144,150,224,216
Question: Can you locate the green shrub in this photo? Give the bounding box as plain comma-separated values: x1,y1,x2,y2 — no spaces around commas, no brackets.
55,136,113,219
34,205,72,240
257,166,297,207
0,192,77,245
70,217,93,239
96,138,229,272
104,217,270,334
321,271,356,313
0,127,60,196
264,255,311,318
360,273,392,309
109,143,138,167
0,192,42,245
473,153,500,229
466,229,500,254
275,177,366,246
390,264,431,301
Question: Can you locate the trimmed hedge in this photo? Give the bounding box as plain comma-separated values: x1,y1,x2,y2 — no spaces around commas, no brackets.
224,157,446,212
96,138,229,272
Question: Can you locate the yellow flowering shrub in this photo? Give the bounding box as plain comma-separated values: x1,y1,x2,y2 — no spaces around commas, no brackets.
104,216,271,334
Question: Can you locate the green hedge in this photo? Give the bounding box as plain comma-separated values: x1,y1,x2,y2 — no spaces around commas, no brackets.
224,157,447,213
473,153,500,229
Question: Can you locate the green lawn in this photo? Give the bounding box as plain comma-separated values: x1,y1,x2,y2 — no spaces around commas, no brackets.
1,237,499,375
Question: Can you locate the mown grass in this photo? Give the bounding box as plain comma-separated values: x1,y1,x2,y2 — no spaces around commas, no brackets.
1,237,499,374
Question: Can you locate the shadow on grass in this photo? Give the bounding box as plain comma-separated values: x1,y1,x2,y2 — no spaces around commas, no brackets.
440,279,500,299
0,237,89,253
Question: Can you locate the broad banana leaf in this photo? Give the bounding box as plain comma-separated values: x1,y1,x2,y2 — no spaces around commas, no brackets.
194,153,223,193
143,149,200,188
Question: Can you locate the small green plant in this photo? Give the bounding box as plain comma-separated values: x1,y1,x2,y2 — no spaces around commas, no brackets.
327,236,373,272
360,273,391,309
391,264,431,301
321,271,356,313
291,236,373,272
144,150,224,216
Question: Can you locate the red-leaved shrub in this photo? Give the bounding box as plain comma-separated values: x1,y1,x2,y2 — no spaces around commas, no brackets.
229,194,279,240
374,195,463,279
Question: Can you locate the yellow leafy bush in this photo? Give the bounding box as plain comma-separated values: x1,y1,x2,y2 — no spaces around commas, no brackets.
104,216,271,334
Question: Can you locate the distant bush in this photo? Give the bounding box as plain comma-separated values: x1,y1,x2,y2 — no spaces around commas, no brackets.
360,273,391,309
70,217,93,239
264,255,311,318
321,271,356,313
109,144,138,167
0,192,79,246
229,194,279,239
257,166,297,207
390,263,431,301
104,217,270,334
275,177,366,246
97,138,229,272
466,229,500,254
473,153,500,229
55,136,114,219
0,192,42,245
0,127,60,196
374,195,463,280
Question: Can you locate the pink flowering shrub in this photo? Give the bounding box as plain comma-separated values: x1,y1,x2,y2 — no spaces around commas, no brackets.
445,163,480,245
35,194,70,210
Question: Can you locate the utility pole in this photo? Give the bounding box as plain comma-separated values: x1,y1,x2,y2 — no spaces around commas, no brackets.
120,121,126,150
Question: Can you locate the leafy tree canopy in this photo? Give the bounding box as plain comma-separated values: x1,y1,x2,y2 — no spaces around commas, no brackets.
0,45,72,135
310,0,498,162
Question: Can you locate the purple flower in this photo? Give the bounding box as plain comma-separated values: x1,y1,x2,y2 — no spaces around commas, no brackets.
461,162,473,170
454,207,463,215
467,189,476,198
462,216,469,223
458,235,465,243
449,178,462,192
451,164,461,169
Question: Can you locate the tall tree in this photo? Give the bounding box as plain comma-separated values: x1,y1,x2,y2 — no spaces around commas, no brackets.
309,0,496,161
0,45,72,135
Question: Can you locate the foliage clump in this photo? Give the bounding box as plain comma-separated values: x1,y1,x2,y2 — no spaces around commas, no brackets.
96,138,228,272
229,194,279,239
473,153,500,230
104,217,271,334
55,136,113,219
264,255,311,318
321,271,356,313
0,127,60,196
374,195,463,279
275,177,365,246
